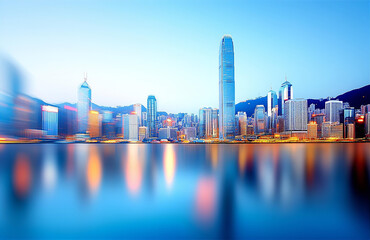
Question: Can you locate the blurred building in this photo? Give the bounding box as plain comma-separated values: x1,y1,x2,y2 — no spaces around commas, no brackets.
199,107,212,139
133,103,142,126
284,99,308,131
307,122,318,139
58,105,77,137
42,105,58,137
346,123,355,139
102,111,115,138
122,114,130,140
211,109,219,138
340,107,355,139
147,95,157,137
312,113,325,138
139,126,148,141
355,115,365,138
254,105,266,134
322,122,343,138
88,110,100,138
219,35,235,140
325,100,343,123
142,112,147,127
267,90,278,117
77,74,91,134
182,127,196,140
278,78,293,116
237,112,247,136
158,127,177,140
129,114,139,141
365,113,370,137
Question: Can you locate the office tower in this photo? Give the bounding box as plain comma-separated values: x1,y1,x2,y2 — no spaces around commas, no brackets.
88,110,100,138
122,114,130,140
102,111,115,138
129,114,139,141
147,95,157,138
365,113,370,137
307,122,318,139
284,99,308,131
133,103,142,126
77,74,91,134
199,107,212,139
312,113,325,138
346,123,355,139
58,105,77,137
340,107,355,138
278,78,293,116
270,106,278,133
115,114,123,137
308,103,316,122
325,100,343,123
42,105,58,137
254,105,266,134
276,116,285,133
211,109,219,138
138,126,148,141
322,122,343,138
267,90,278,117
355,115,365,138
158,127,177,140
237,112,247,136
181,127,197,140
142,112,147,127
219,35,235,140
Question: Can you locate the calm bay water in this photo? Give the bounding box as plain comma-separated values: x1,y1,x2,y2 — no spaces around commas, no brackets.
0,143,369,239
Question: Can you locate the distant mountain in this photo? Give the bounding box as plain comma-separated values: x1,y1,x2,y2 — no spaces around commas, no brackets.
236,84,370,116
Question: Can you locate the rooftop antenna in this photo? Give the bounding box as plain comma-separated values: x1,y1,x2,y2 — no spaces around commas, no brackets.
84,72,88,82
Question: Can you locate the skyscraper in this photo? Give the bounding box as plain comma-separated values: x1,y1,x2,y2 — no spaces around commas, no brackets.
42,105,58,137
219,35,235,140
325,100,343,123
267,90,278,117
199,107,212,139
133,103,142,126
284,99,308,131
254,105,266,134
278,78,293,116
77,74,91,134
147,95,157,138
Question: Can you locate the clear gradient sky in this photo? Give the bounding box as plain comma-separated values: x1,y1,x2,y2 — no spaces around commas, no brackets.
0,0,369,114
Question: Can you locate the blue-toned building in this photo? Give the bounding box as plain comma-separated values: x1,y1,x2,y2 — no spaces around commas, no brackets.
278,79,293,116
77,74,91,134
147,95,157,137
42,105,58,137
219,35,235,140
267,90,278,117
254,105,266,135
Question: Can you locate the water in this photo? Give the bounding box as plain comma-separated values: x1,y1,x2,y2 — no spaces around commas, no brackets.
0,143,369,239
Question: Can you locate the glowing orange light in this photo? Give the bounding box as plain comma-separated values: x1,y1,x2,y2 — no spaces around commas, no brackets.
86,146,102,195
13,154,32,197
163,144,176,188
195,177,216,222
124,145,142,195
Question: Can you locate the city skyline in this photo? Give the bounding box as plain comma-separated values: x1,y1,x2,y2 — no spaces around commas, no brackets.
1,0,369,114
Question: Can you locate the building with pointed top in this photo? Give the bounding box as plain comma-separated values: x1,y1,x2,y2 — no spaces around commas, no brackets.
278,78,293,116
77,74,92,134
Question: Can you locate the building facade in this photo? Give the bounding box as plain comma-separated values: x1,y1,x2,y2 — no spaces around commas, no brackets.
147,95,157,138
77,75,91,134
219,35,235,140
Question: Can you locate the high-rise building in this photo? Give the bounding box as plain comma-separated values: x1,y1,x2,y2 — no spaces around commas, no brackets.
237,112,247,136
158,127,177,140
77,74,91,134
147,95,157,138
129,114,139,141
267,90,278,117
278,78,293,116
325,100,343,123
254,105,266,134
138,126,148,141
133,103,142,126
211,109,219,138
219,35,235,140
42,105,58,137
312,113,325,138
199,107,212,139
122,114,130,140
307,122,318,139
284,99,308,131
88,110,100,138
365,113,370,137
58,105,77,137
181,127,197,140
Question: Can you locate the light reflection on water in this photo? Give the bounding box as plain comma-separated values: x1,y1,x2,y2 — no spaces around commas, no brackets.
0,143,369,239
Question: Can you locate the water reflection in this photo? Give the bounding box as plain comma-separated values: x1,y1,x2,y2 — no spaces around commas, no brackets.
0,143,368,239
163,144,176,189
86,145,102,195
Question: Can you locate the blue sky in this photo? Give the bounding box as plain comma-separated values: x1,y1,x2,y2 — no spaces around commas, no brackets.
0,0,369,114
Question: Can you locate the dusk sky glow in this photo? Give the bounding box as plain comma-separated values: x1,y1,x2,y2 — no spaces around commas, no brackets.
0,0,369,114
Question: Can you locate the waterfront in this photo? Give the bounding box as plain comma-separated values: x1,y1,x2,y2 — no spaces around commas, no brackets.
0,143,369,239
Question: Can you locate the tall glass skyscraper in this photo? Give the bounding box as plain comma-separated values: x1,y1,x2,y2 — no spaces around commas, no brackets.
219,35,235,140
77,74,91,134
267,90,278,117
147,95,157,137
278,78,293,116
